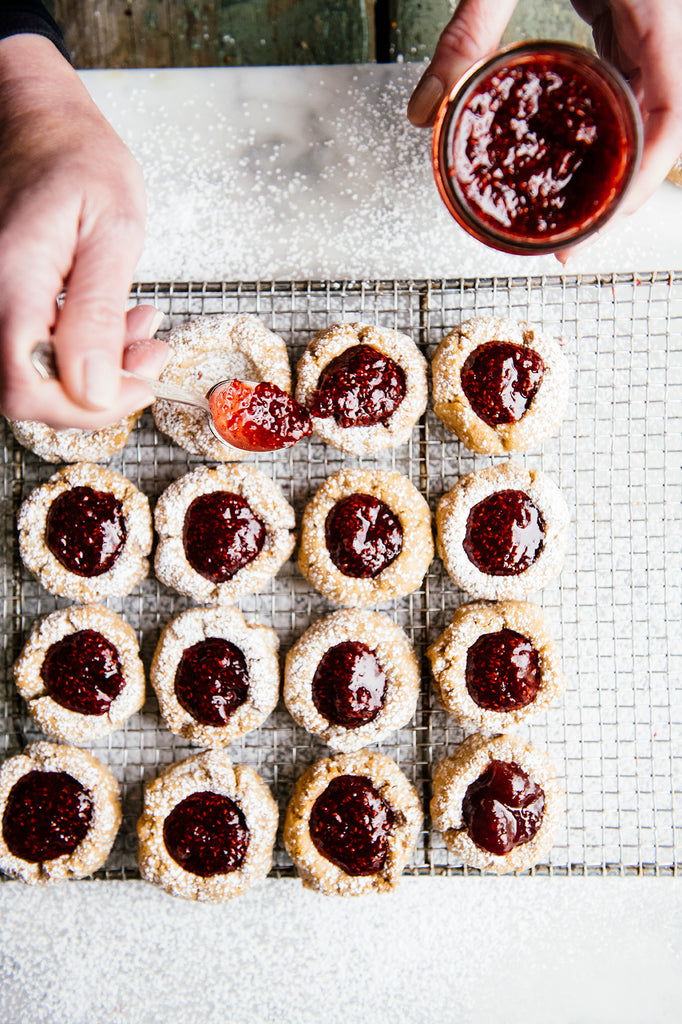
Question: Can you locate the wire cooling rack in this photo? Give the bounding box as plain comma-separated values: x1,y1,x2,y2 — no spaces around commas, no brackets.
1,272,680,879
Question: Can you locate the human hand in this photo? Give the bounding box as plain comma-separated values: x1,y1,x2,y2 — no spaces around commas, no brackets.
0,33,168,429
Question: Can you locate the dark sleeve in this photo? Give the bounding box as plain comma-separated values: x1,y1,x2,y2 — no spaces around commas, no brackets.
0,1,70,62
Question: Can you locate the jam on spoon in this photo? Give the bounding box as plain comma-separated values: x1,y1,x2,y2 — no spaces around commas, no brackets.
207,379,312,452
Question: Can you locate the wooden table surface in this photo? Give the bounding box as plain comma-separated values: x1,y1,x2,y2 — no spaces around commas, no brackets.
51,0,590,69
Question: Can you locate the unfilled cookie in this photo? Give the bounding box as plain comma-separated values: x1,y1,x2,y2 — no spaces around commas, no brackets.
137,749,278,901
284,750,422,896
14,605,146,745
284,609,420,752
151,606,280,747
8,411,141,464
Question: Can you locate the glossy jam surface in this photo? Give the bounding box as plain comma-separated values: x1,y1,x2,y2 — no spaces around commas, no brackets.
163,791,249,877
449,54,630,242
466,628,541,711
310,344,406,428
2,770,93,862
312,641,387,729
174,638,249,727
461,342,545,426
41,629,125,716
209,380,312,452
462,759,545,856
183,491,265,582
464,489,545,576
309,774,394,875
325,493,403,579
45,486,126,577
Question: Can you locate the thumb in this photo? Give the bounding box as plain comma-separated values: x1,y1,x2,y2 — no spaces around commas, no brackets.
407,0,519,127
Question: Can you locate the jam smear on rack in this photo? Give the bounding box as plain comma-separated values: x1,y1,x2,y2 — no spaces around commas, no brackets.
41,629,126,716
461,341,545,426
462,759,545,856
45,486,126,577
174,638,249,727
325,492,403,579
163,791,250,877
2,770,93,862
466,628,541,711
309,774,394,875
310,344,406,428
183,491,265,583
312,640,387,729
464,489,545,576
209,380,312,452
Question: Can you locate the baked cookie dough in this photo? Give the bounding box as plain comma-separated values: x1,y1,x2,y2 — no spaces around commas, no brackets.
295,322,428,454
17,462,153,602
153,313,292,461
150,606,280,747
431,733,562,873
298,468,433,607
426,600,564,734
137,749,278,901
431,317,569,454
284,609,420,752
14,605,145,745
436,461,569,600
8,411,141,464
154,464,296,604
283,750,422,896
0,742,121,884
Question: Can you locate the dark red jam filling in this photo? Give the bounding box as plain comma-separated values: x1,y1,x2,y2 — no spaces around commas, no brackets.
309,344,407,428
174,638,249,727
2,770,93,862
450,55,629,241
466,628,541,711
461,342,545,426
463,489,545,576
309,774,394,876
462,759,545,856
183,491,265,583
163,790,249,877
325,493,403,579
312,640,387,729
45,486,126,577
40,629,125,716
209,380,312,452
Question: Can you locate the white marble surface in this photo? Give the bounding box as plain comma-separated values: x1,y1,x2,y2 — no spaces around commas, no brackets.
1,65,681,1024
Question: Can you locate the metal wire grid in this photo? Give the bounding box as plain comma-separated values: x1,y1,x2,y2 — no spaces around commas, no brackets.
0,272,679,878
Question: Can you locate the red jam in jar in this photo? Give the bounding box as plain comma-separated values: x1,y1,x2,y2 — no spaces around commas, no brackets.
433,42,641,254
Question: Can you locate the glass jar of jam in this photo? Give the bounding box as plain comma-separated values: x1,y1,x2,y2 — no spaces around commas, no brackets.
432,41,642,255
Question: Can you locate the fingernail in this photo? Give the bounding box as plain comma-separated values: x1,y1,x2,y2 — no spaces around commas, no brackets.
82,352,120,409
408,74,445,126
149,309,165,336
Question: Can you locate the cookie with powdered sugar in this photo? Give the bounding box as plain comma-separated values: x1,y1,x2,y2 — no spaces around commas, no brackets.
284,609,419,752
283,750,422,896
8,410,141,464
436,461,569,600
431,317,569,454
295,322,427,454
153,313,292,460
14,605,145,745
298,468,433,608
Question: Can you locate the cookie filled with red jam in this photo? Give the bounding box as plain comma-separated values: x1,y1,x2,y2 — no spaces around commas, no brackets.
14,605,146,745
436,461,569,601
427,600,564,735
154,464,296,605
17,462,152,602
150,606,280,747
295,323,428,455
431,733,562,873
298,468,433,608
431,318,569,454
284,751,422,895
137,750,277,902
284,609,420,752
0,742,121,884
